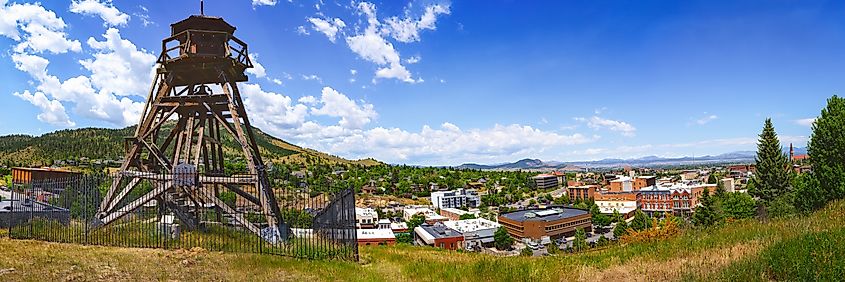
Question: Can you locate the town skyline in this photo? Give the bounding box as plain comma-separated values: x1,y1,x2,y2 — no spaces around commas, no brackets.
0,0,839,166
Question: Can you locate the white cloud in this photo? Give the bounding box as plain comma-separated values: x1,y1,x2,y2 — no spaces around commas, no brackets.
10,28,151,127
301,74,323,83
795,118,816,127
0,1,81,54
405,55,420,64
341,2,425,83
383,3,450,43
314,123,595,165
69,0,130,27
246,53,267,78
307,17,345,43
236,84,598,165
132,5,153,27
13,90,74,127
241,83,309,130
576,116,637,137
695,114,718,125
252,0,278,7
310,87,377,129
80,28,157,97
350,69,357,75
298,95,317,104
296,26,310,35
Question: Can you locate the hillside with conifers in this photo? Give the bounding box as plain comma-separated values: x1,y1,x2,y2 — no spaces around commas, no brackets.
0,123,381,167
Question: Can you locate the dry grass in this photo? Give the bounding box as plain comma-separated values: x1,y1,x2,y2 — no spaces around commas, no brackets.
1,200,844,281
578,241,763,281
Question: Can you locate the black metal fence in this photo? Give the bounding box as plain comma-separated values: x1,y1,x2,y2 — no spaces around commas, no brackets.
4,172,358,261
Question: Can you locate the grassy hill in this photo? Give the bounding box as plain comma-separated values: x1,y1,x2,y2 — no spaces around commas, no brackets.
0,124,381,167
1,200,843,281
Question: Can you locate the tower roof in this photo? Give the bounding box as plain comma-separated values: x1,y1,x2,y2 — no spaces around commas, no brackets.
171,15,236,35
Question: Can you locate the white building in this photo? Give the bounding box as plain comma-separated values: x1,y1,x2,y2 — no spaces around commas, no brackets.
377,219,391,229
596,199,638,216
403,207,449,223
442,218,501,250
355,207,379,229
430,188,480,209
721,178,736,193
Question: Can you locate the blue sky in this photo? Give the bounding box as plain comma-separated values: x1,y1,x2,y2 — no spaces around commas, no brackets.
0,0,841,166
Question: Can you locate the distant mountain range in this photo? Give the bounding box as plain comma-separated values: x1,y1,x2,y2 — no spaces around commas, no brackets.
456,147,807,170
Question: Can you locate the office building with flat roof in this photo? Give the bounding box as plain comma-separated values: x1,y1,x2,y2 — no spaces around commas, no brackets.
497,207,591,240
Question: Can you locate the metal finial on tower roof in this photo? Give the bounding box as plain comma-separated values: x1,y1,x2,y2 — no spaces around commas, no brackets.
201,0,204,15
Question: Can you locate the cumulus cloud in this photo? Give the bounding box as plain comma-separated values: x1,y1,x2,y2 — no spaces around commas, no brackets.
795,118,816,127
241,83,309,131
236,84,597,165
246,53,267,78
310,87,377,129
0,1,81,54
307,17,345,42
13,90,75,127
69,0,130,27
80,28,157,97
342,1,450,83
10,26,153,127
576,116,637,137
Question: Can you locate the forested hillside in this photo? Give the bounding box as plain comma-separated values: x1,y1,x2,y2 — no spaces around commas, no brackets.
0,124,380,167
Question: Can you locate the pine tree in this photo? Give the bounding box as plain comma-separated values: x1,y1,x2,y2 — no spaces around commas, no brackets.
804,96,845,210
692,187,723,227
613,219,629,238
573,227,587,252
630,209,651,231
751,118,792,204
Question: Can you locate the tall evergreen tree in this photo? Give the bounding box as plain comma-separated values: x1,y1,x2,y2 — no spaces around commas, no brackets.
803,95,845,210
692,187,723,227
573,227,587,252
750,118,792,204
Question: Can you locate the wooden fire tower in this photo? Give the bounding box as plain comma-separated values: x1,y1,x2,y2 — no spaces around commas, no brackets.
94,12,287,242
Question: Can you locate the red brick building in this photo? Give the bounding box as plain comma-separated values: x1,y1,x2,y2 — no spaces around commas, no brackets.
567,185,597,201
414,223,464,250
497,207,592,240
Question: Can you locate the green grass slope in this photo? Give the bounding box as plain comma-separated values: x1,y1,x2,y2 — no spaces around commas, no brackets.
1,200,843,281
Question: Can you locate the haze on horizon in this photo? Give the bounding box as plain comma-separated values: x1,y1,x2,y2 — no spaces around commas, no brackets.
0,0,839,166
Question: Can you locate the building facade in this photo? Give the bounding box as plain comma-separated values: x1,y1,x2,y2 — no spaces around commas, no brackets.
414,223,464,250
357,228,396,246
497,207,592,240
442,218,500,250
638,183,714,216
430,188,480,209
355,207,379,229
567,185,598,202
594,192,638,218
532,174,559,190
